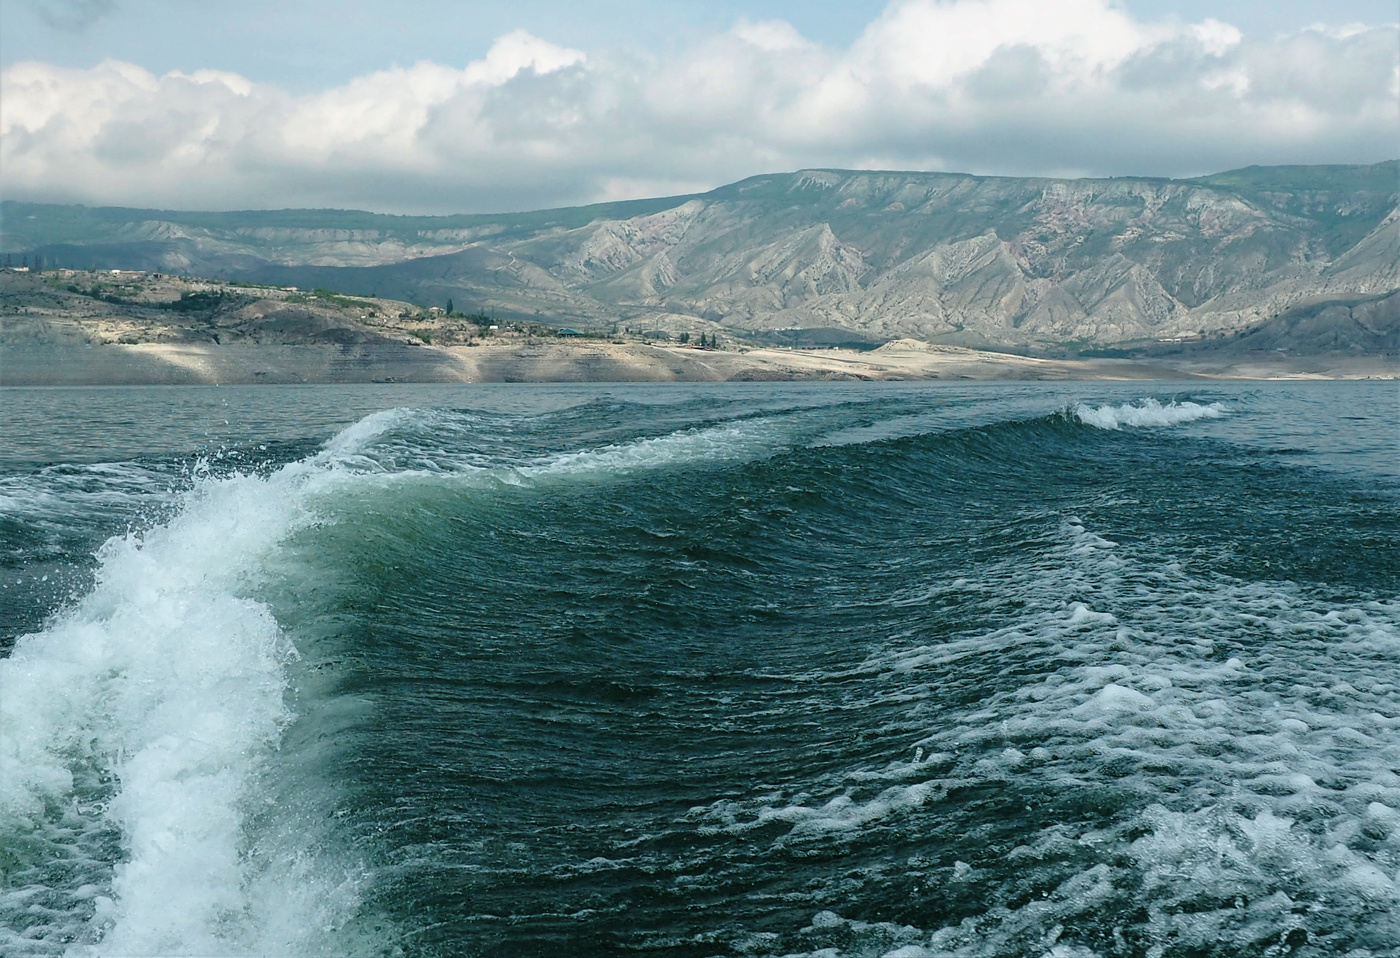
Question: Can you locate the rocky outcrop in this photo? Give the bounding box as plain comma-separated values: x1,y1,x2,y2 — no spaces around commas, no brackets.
4,161,1395,351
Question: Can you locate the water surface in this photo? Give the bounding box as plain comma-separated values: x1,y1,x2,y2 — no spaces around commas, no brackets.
2,381,1397,957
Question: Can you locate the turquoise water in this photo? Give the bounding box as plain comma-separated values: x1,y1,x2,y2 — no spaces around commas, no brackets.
2,382,1398,956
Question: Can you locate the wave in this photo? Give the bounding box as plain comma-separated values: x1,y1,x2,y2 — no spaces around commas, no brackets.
520,419,784,480
1073,398,1226,430
0,463,181,559
686,518,1400,955
316,408,790,492
0,456,347,954
0,408,456,955
4,389,1382,956
0,405,806,955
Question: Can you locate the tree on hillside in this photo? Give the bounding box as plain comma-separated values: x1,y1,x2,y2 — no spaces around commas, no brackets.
446,298,454,315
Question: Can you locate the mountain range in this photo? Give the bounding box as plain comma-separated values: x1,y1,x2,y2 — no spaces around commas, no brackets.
3,161,1396,354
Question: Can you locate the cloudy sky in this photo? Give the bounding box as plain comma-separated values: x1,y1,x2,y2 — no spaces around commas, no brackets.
1,0,1396,214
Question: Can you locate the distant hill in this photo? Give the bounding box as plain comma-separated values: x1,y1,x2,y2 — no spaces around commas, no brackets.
3,161,1396,353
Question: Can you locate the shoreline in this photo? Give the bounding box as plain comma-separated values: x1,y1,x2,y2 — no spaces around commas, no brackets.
1,341,1394,386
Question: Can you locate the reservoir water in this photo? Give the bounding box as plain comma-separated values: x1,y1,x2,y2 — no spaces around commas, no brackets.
2,381,1397,957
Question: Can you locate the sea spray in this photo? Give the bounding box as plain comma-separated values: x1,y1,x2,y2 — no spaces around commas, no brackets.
3,382,1396,958
0,419,409,955
686,516,1400,953
0,406,795,954
1072,398,1226,430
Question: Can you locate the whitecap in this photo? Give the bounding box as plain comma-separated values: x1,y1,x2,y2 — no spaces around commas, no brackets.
0,418,398,956
1073,398,1225,430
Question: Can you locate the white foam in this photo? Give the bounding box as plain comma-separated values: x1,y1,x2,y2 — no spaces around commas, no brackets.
1073,398,1225,430
1071,682,1154,716
520,419,781,480
0,420,405,955
317,407,412,460
691,516,1400,955
295,408,788,492
1,407,796,955
0,463,177,547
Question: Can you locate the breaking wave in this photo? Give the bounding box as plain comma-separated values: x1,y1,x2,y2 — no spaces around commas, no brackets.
687,519,1400,956
1073,398,1226,430
2,445,358,954
0,406,799,955
3,385,1393,957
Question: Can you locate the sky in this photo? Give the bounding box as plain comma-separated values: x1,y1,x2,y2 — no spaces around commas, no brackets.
1,0,1396,214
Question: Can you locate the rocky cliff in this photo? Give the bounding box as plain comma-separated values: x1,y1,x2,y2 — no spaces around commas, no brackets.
4,161,1395,352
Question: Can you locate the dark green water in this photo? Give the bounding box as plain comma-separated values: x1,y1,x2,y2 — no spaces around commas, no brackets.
2,382,1398,957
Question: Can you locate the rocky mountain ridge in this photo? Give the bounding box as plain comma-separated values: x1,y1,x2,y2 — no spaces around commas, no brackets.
3,161,1395,352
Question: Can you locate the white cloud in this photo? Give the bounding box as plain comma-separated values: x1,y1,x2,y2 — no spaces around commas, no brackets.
851,0,1159,90
731,18,812,53
466,29,587,84
173,70,255,97
1,0,1395,213
1189,18,1244,57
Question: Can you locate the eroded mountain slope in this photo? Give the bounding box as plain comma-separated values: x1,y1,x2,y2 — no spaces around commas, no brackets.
4,161,1395,349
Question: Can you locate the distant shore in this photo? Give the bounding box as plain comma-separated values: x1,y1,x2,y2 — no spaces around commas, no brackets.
2,340,1394,386
4,269,1393,386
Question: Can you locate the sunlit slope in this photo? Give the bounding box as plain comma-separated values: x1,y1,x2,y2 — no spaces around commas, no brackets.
4,161,1395,350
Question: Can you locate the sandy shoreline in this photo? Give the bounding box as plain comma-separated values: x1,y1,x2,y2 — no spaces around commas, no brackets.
1,340,1394,386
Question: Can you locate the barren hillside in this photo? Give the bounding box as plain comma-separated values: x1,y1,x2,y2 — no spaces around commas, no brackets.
4,161,1395,354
